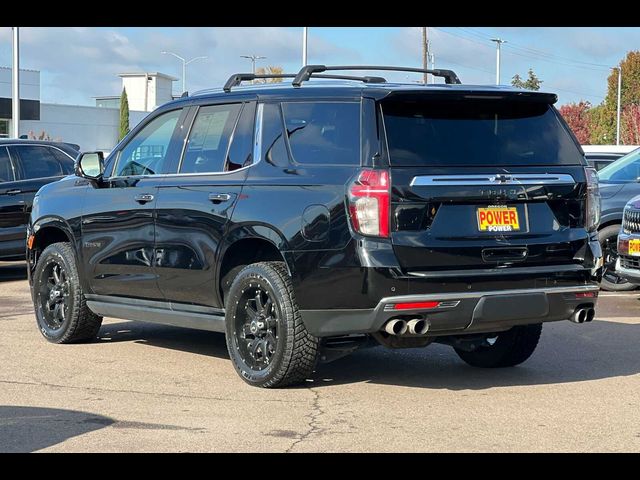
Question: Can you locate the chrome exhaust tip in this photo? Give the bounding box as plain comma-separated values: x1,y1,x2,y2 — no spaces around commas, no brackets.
384,319,408,335
585,308,595,322
406,318,430,335
570,308,588,324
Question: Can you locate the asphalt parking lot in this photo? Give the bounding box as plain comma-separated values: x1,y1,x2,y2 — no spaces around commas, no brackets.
1,261,639,452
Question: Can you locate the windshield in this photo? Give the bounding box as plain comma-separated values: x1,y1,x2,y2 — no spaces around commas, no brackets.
382,99,584,167
598,147,640,183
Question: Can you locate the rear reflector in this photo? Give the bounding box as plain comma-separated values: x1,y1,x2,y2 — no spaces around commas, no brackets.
392,301,441,310
575,292,597,299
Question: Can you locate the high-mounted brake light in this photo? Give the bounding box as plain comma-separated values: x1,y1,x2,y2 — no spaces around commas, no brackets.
347,169,390,237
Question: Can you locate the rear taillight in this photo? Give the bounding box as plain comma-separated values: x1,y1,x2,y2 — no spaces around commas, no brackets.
347,169,390,237
585,167,600,231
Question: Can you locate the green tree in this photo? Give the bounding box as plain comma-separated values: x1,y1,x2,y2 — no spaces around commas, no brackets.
599,51,640,144
119,87,130,141
511,68,543,91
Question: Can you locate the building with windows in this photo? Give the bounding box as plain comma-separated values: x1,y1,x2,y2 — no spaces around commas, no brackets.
0,68,178,152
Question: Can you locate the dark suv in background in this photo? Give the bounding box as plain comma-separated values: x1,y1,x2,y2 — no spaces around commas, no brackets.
27,65,602,388
1,140,78,260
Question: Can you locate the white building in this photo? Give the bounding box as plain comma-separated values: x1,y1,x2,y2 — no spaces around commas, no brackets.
0,68,179,152
95,72,179,112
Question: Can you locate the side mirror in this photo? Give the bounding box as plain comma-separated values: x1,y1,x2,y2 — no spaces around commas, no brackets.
75,151,104,180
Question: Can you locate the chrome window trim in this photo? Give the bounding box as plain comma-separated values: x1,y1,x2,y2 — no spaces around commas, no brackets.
410,173,576,187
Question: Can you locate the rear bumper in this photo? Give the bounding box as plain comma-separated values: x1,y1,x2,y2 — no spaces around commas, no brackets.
300,284,600,337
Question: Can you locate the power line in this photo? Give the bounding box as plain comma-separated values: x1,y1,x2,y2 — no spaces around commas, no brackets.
454,27,611,71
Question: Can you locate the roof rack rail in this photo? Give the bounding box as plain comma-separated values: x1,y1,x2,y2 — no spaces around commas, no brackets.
292,65,461,87
223,72,387,92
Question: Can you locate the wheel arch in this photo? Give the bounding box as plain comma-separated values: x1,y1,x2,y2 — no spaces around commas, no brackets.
217,225,294,307
28,216,80,287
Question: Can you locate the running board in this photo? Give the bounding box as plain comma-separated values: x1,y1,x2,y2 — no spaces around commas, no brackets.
86,298,226,333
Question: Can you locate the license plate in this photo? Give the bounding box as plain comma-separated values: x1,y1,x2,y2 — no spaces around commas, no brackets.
629,239,640,256
477,206,520,232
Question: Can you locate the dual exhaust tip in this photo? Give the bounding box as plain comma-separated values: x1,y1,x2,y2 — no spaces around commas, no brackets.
384,318,430,336
570,307,595,324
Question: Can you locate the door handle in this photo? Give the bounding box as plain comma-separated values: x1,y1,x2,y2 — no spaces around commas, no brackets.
6,189,21,196
208,193,232,204
134,193,155,204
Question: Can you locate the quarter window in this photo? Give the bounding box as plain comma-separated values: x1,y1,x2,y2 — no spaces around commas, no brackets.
116,109,182,176
282,102,360,166
180,104,242,174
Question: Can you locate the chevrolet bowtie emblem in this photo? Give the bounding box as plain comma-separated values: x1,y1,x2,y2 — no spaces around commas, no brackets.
492,174,512,184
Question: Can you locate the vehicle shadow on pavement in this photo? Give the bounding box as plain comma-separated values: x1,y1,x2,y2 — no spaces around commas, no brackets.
0,406,114,453
98,318,640,391
97,321,230,359
313,320,640,390
0,262,27,282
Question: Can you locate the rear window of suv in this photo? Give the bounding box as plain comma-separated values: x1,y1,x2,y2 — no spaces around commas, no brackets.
382,98,584,166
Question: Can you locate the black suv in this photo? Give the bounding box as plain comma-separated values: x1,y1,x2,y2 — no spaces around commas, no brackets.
1,140,78,260
27,65,603,388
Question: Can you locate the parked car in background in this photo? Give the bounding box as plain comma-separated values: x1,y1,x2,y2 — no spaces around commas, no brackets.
615,195,640,285
597,147,640,290
0,140,78,260
582,145,639,171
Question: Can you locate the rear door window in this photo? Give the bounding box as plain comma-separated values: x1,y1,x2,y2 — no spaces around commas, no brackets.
382,98,584,166
282,102,360,165
14,145,64,179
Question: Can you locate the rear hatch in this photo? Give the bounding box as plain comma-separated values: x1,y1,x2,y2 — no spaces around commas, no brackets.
380,91,590,273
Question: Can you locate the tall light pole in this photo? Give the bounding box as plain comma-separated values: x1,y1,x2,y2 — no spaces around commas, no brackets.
161,51,207,94
240,54,267,75
422,27,429,84
614,66,622,145
491,38,506,85
12,27,20,138
430,52,435,84
302,27,308,66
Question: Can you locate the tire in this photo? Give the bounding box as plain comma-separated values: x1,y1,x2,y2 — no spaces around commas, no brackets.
454,323,542,368
32,242,103,343
599,224,636,291
224,261,320,388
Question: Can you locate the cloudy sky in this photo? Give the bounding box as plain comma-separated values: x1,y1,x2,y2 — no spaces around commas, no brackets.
0,26,637,108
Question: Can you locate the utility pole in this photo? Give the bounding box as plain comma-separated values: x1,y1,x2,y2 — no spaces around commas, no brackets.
615,66,622,145
422,27,429,84
491,38,506,85
161,51,207,94
12,27,19,138
302,27,308,66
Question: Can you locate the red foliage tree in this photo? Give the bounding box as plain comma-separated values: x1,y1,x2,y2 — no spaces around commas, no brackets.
558,101,592,144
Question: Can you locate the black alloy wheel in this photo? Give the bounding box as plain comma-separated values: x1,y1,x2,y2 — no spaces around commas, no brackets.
234,286,279,371
37,261,70,331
